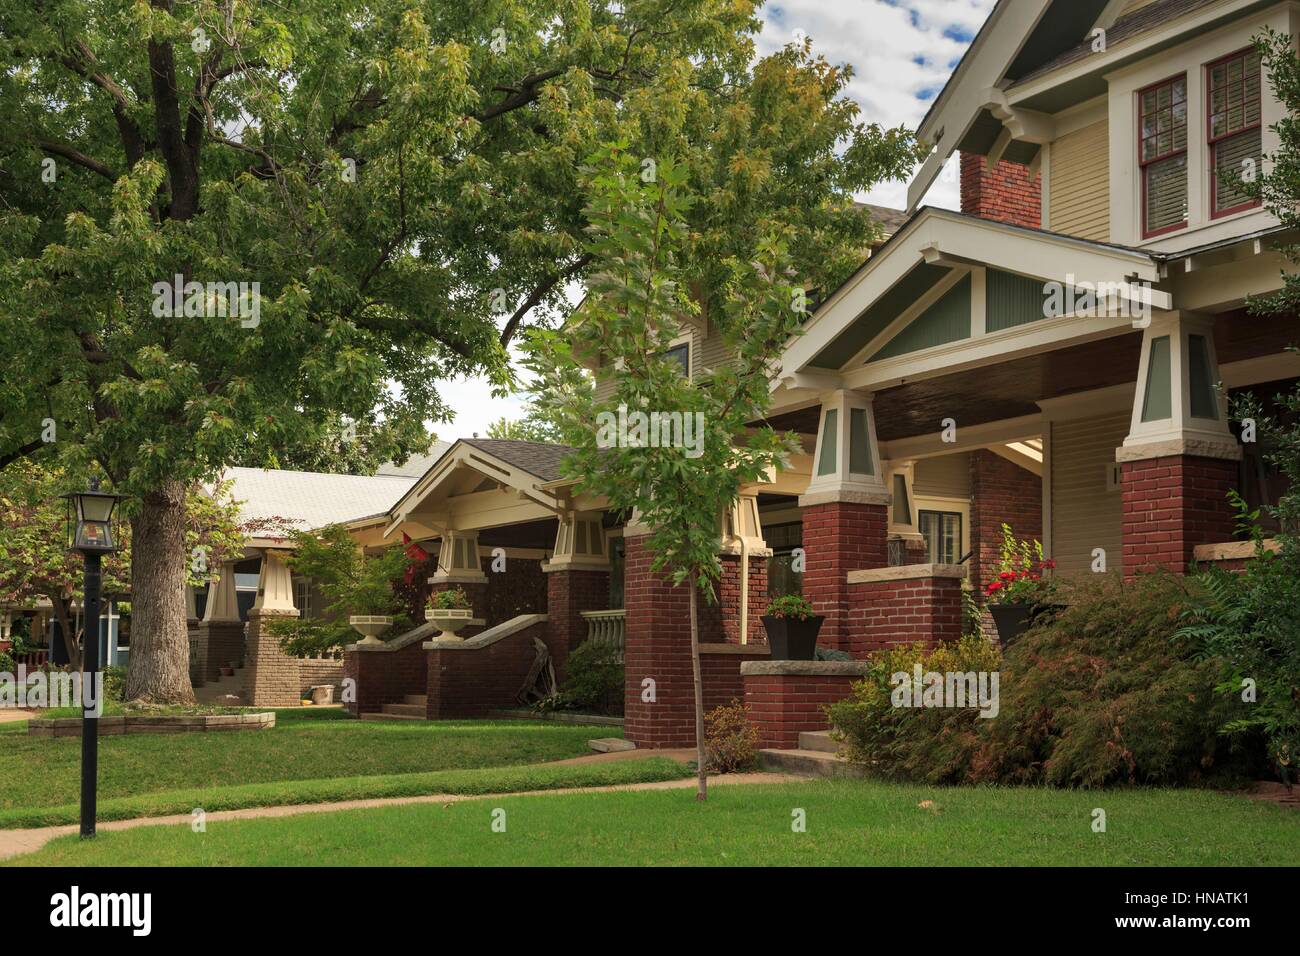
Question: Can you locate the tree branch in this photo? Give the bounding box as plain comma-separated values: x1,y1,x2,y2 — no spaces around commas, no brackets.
499,253,593,346
37,139,118,180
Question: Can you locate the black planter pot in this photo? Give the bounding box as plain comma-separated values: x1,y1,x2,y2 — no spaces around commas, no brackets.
989,604,1034,647
761,615,824,660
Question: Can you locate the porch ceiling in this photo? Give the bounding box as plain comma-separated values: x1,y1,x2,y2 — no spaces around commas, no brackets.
764,333,1144,442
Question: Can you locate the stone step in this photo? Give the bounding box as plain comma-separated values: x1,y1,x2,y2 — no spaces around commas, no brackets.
360,712,425,722
758,748,864,778
588,737,636,753
381,703,426,717
798,731,843,754
402,695,428,706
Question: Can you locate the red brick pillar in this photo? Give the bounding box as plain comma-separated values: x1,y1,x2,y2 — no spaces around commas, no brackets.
798,501,889,653
1121,455,1238,576
717,553,769,645
544,567,610,682
969,449,1043,596
622,533,696,748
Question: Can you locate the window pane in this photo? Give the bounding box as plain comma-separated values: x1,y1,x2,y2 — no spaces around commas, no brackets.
1145,154,1187,232
817,409,838,476
1188,334,1218,420
1214,127,1261,211
849,407,873,475
1142,335,1173,422
662,343,689,377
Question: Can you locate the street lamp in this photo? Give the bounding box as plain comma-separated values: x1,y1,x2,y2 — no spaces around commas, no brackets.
63,480,123,839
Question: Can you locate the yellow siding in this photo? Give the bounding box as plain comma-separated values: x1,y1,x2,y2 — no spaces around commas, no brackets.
593,322,711,402
1049,119,1110,242
913,453,971,500
1049,412,1128,577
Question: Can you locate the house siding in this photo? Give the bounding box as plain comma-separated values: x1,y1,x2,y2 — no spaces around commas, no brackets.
1049,119,1110,242
913,453,971,499
1050,411,1129,576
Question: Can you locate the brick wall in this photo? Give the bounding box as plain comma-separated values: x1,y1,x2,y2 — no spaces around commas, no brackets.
742,663,866,749
343,637,427,716
425,619,549,718
699,553,769,644
969,450,1043,596
485,556,547,626
244,609,343,706
845,573,964,655
960,152,1041,228
545,567,610,682
1121,455,1238,575
799,502,889,652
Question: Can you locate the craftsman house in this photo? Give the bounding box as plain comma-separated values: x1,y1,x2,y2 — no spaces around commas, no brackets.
190,0,1298,753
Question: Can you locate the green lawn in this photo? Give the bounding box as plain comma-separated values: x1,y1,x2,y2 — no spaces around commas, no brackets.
11,779,1297,866
0,710,609,825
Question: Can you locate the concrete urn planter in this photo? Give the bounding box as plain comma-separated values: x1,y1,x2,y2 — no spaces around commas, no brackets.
425,608,473,641
349,615,393,646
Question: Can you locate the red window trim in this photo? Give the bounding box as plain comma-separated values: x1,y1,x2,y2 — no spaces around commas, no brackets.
1137,72,1189,238
1206,46,1263,220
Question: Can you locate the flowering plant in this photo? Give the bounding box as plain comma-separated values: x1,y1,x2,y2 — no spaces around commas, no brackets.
765,594,817,620
428,587,470,611
984,523,1057,605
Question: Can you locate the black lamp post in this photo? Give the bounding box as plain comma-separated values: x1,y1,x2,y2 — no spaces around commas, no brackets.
63,480,123,839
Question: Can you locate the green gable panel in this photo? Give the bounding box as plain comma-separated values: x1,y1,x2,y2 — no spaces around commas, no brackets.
869,274,971,362
809,263,951,370
986,269,1048,333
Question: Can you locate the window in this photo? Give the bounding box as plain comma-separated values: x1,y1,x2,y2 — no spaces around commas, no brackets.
765,522,803,597
607,535,625,609
661,341,690,377
1208,49,1262,217
293,578,313,619
1139,75,1188,236
919,510,963,565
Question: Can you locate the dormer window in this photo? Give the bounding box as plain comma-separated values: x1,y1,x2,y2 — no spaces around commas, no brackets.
1139,74,1188,237
1208,49,1263,218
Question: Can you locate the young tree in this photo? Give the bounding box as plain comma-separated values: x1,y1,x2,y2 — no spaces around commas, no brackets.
528,144,867,798
0,0,916,702
1247,28,1300,315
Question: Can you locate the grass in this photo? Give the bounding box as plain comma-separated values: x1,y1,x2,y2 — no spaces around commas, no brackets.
0,757,691,830
9,778,1298,867
0,709,610,824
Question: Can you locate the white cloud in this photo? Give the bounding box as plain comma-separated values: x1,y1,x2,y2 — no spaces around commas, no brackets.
439,1,992,438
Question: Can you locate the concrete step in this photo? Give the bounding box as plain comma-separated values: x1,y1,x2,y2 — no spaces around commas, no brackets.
798,731,843,754
588,737,636,753
381,703,426,717
402,695,428,706
759,748,864,778
360,712,425,722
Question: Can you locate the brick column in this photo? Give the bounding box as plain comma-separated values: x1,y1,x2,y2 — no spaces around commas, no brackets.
622,533,696,748
798,500,889,652
969,449,1043,596
244,608,302,706
544,567,610,682
716,553,769,644
1121,455,1237,576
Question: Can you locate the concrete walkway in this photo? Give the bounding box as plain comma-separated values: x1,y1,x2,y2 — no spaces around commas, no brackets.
0,770,799,862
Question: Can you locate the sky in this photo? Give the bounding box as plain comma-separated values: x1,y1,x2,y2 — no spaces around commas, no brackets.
434,0,998,442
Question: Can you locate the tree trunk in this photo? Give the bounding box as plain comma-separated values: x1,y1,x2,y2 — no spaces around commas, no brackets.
689,580,708,801
125,478,195,703
49,594,81,672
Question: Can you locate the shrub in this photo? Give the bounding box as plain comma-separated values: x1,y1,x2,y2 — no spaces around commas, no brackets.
829,575,1256,788
429,587,470,610
560,640,624,714
704,699,760,772
814,646,852,662
103,664,126,703
0,651,13,674
827,634,1001,784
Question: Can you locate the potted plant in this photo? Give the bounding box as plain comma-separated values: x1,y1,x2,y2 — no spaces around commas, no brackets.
426,587,474,641
761,594,824,660
984,523,1058,646
348,590,395,646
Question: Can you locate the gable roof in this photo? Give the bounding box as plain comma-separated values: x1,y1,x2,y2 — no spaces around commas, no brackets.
459,439,574,481
376,441,453,478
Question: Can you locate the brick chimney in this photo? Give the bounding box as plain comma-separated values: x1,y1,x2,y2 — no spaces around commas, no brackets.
960,151,1041,228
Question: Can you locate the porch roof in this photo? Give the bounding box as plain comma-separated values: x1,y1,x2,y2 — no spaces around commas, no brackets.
773,207,1164,412
381,438,583,541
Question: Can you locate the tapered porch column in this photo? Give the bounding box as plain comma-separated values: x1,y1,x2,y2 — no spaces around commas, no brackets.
714,491,772,644
191,561,244,685
429,529,489,627
1117,312,1240,575
246,550,302,706
884,460,927,565
542,512,611,682
797,390,891,652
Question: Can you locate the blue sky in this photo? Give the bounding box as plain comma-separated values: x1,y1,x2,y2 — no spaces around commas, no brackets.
437,0,997,440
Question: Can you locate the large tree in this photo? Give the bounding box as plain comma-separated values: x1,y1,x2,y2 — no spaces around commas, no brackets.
0,0,917,702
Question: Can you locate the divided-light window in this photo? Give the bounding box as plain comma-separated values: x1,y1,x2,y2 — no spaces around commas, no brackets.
1139,75,1189,237
1208,49,1263,217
